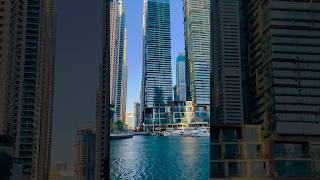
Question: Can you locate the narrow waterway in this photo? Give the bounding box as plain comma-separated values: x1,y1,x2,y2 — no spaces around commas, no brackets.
110,136,210,180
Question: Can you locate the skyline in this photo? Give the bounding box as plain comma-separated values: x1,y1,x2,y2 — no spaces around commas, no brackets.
52,0,185,167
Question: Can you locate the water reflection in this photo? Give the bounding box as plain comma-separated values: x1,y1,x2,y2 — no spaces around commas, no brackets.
110,136,210,180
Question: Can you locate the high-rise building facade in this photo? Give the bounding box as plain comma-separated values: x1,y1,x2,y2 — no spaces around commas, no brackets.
140,0,172,126
211,0,243,124
110,0,127,122
0,0,56,179
133,102,140,129
240,0,320,178
210,0,320,179
183,0,211,105
0,0,23,136
120,29,127,122
74,129,95,180
176,53,187,101
95,0,111,179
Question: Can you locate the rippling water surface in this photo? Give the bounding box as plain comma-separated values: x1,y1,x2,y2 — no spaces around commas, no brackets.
110,136,209,180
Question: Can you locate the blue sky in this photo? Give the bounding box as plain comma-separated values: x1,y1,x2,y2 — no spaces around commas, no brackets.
125,0,185,113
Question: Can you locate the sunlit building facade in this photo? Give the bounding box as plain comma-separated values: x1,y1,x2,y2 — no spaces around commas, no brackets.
140,0,173,126
144,101,209,132
183,0,211,105
110,0,127,121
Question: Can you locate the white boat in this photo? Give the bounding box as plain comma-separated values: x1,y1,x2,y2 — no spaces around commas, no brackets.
162,128,209,137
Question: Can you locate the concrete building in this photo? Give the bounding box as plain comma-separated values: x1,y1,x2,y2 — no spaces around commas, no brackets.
0,0,23,136
240,0,320,179
140,0,173,126
183,0,211,105
211,125,271,179
0,0,56,179
110,0,127,122
211,0,243,124
176,53,187,101
210,0,320,179
74,129,95,180
95,1,111,179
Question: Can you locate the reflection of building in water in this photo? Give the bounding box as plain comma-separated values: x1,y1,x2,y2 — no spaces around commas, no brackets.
143,101,209,132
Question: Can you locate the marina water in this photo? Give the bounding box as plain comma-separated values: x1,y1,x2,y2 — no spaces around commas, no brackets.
110,136,210,180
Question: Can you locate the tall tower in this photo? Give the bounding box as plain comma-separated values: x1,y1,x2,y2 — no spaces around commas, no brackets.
120,29,127,122
140,0,172,126
95,0,111,179
211,0,243,124
110,0,126,122
133,102,140,129
183,0,211,105
240,0,320,178
0,0,24,136
0,0,56,179
176,53,187,101
74,129,95,180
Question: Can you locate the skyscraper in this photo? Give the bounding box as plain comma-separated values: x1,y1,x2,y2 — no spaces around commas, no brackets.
211,0,243,124
176,53,187,101
110,0,126,122
133,102,140,129
120,29,127,122
0,0,23,136
240,0,320,178
183,0,211,105
0,0,56,179
210,1,270,178
95,0,111,179
140,0,172,126
74,129,95,180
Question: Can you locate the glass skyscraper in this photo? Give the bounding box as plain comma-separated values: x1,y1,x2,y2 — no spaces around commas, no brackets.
176,53,187,101
140,0,172,125
183,0,211,105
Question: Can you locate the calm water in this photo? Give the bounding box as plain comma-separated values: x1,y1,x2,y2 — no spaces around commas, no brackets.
110,136,210,180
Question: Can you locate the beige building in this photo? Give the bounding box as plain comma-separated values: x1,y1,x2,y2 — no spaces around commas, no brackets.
125,113,135,130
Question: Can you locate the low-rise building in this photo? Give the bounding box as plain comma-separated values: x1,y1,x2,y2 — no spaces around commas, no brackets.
143,101,209,132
